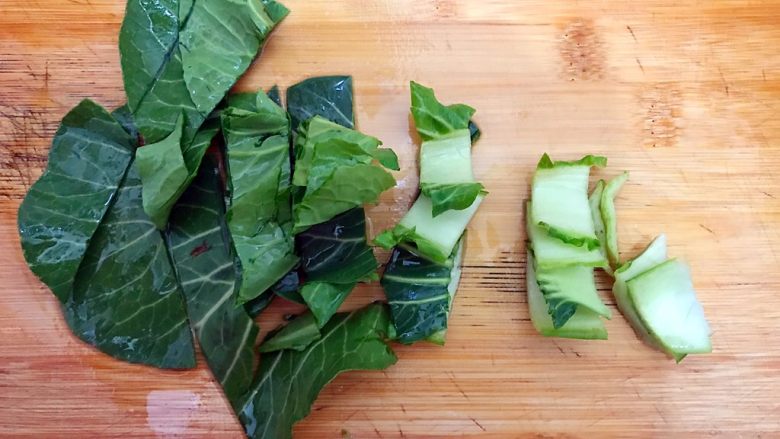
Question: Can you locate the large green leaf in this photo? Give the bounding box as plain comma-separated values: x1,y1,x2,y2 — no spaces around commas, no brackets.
119,0,199,144
377,84,483,341
297,207,378,284
286,76,354,131
179,1,286,114
295,187,380,328
291,116,396,233
136,114,220,229
64,162,195,369
222,91,298,304
293,163,395,233
286,77,387,327
18,100,135,302
237,303,397,439
167,154,258,407
120,0,287,144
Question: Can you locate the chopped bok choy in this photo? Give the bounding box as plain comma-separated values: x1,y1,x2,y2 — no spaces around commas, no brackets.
381,238,465,344
377,83,483,345
615,236,711,362
627,259,711,360
526,154,610,336
531,154,606,250
600,171,629,268
375,83,484,264
613,234,668,350
527,251,607,340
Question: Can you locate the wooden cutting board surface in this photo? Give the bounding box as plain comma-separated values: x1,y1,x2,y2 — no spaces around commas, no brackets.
2,0,779,437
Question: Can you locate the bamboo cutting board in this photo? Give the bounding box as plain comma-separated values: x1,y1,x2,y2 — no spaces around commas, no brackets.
1,0,779,437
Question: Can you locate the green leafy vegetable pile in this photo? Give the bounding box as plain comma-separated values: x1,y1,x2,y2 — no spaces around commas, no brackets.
376,83,485,344
526,154,712,361
16,0,712,435
16,1,420,436
526,154,612,338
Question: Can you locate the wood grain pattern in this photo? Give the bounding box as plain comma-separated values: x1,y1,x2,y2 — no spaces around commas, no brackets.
2,0,779,437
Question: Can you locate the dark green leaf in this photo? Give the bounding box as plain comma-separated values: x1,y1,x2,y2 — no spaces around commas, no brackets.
222,91,298,304
270,270,304,304
300,282,356,328
238,303,397,439
120,0,287,144
136,115,189,229
286,76,354,131
18,100,134,302
297,208,378,284
245,292,276,319
64,162,195,369
167,154,258,406
381,239,464,344
111,104,140,140
258,312,321,353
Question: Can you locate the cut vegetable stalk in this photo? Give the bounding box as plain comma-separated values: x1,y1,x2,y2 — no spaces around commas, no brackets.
613,234,668,350
375,83,483,262
427,237,466,344
531,154,607,250
627,258,712,361
601,172,629,268
527,251,607,340
535,261,611,328
419,129,484,216
377,194,482,264
588,180,611,274
526,202,608,270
